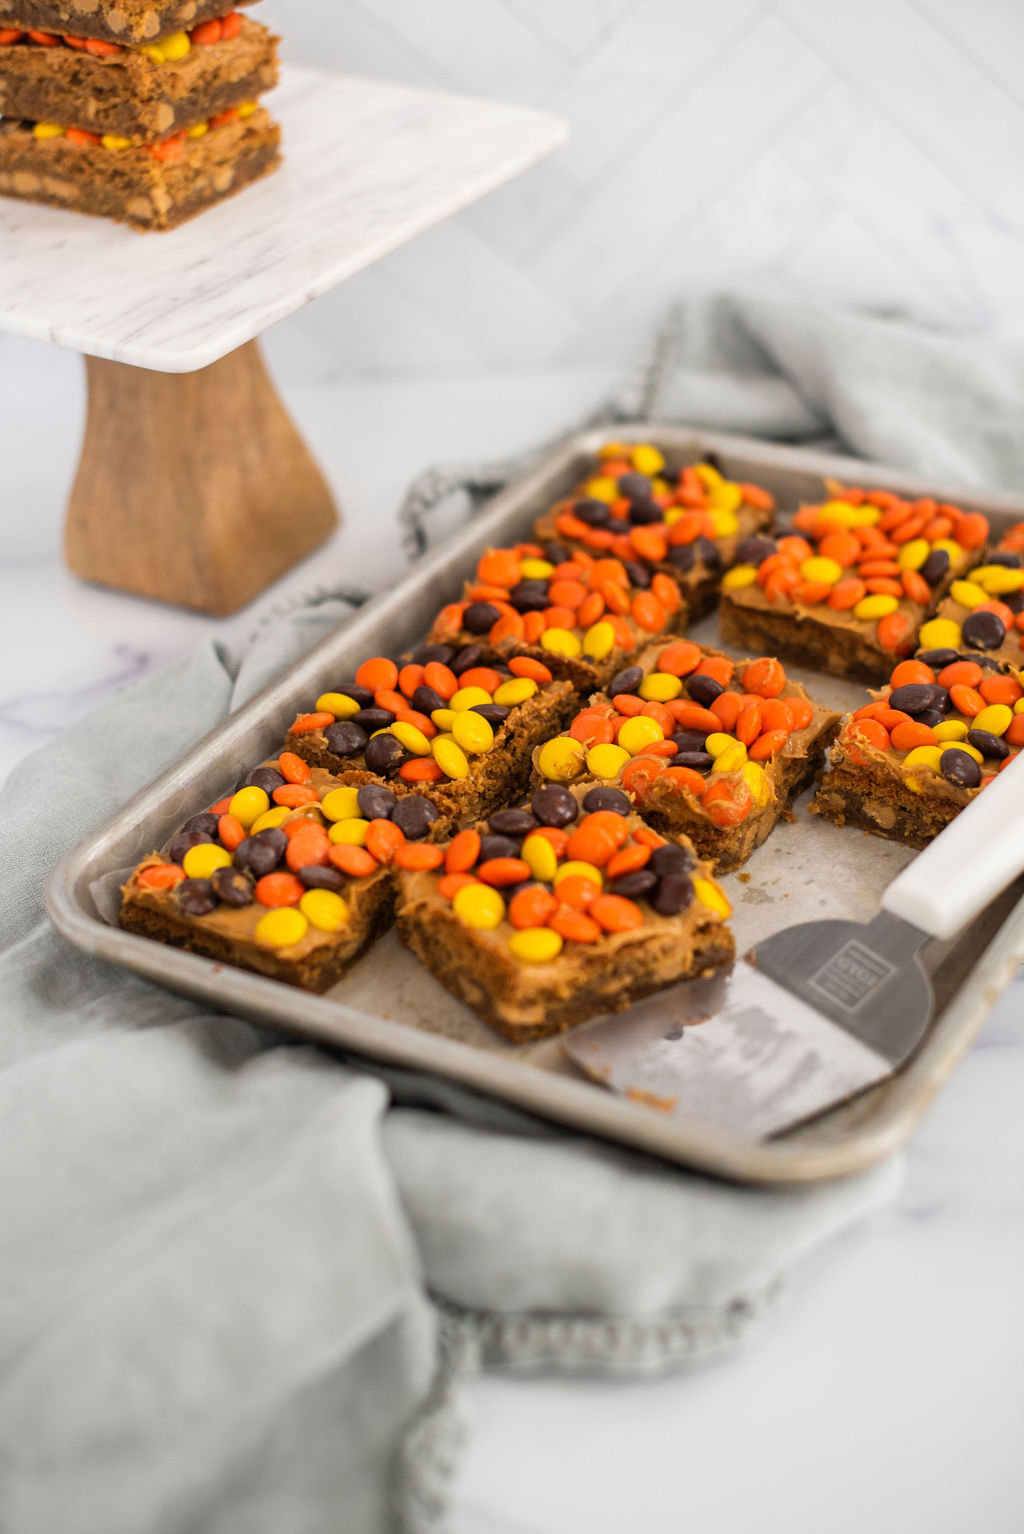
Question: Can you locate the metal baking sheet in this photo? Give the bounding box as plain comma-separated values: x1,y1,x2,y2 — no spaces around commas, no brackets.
45,426,1024,1185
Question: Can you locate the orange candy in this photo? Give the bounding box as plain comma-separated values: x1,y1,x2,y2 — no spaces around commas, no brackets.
550,908,602,944
366,820,406,863
398,760,445,783
671,701,722,734
876,612,915,654
697,655,735,687
285,829,330,872
273,784,319,808
590,894,644,933
509,886,559,929
567,812,629,866
1005,715,1024,748
761,698,794,732
949,685,985,717
393,843,445,872
606,843,651,879
850,718,890,751
891,721,938,752
819,531,860,567
477,549,521,588
620,757,666,795
423,661,458,699
939,660,983,690
290,711,334,735
660,766,707,797
254,871,305,907
702,780,751,826
217,813,246,851
446,829,481,874
531,825,570,857
890,660,935,689
828,578,867,611
458,667,502,693
137,863,184,891
355,657,399,692
278,750,312,785
901,571,931,605
571,714,615,746
329,844,378,879
749,728,790,760
438,872,478,900
710,691,743,732
735,701,762,747
742,657,786,699
398,664,424,699
477,857,531,887
556,874,601,909
979,675,1023,706
509,655,552,684
652,573,683,614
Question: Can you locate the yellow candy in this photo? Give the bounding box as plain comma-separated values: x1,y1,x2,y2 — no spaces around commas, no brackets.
519,557,554,580
950,579,987,610
431,707,456,731
638,671,683,702
934,720,969,743
255,909,309,949
897,538,931,572
974,703,1012,737
600,441,631,459
631,444,665,476
521,833,559,883
918,617,962,650
711,742,748,774
708,482,743,515
800,556,843,585
32,122,65,140
229,786,270,829
316,691,359,718
816,500,860,528
618,716,664,754
704,732,739,759
493,677,537,707
451,710,494,754
182,843,232,880
390,721,431,756
902,745,944,774
321,786,362,822
651,478,670,497
251,806,291,834
159,29,191,58
582,620,616,660
450,687,492,712
541,627,582,658
970,564,1024,594
328,818,370,846
186,122,208,138
954,742,985,765
537,736,585,781
135,43,166,61
1015,698,1024,715
663,507,685,526
708,511,739,539
432,737,470,779
509,927,564,963
742,760,772,806
854,594,899,620
554,861,603,889
721,564,758,591
238,101,257,119
101,134,132,150
693,462,722,490
299,889,349,933
584,476,619,503
586,743,631,778
452,883,505,930
693,878,731,917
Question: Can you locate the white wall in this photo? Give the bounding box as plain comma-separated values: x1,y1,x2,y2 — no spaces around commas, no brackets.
266,0,1024,380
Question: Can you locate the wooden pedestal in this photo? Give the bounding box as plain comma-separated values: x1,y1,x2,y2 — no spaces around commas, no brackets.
65,340,338,616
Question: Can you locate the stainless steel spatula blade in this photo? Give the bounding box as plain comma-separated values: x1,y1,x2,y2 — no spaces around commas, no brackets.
565,753,1024,1141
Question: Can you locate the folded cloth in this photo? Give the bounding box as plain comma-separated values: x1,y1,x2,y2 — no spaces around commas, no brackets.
13,292,1014,1534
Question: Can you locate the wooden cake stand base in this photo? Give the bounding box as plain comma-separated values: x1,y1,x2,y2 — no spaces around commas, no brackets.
65,340,337,615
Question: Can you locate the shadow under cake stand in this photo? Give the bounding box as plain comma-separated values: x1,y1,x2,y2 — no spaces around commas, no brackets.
0,65,566,615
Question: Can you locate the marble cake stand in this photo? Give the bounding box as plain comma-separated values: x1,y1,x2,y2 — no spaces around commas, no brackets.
0,65,566,614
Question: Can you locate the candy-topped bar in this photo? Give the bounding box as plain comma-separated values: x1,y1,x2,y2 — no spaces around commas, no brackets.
427,541,685,694
0,0,250,46
0,13,278,143
535,441,775,622
531,640,839,871
0,100,278,227
282,645,577,832
719,483,989,683
119,751,452,989
812,654,1024,847
394,785,735,1040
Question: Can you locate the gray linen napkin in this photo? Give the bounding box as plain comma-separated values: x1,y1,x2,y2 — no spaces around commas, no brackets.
7,294,1016,1534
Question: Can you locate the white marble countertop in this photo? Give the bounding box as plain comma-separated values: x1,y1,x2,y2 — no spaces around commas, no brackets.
0,67,565,371
2,333,1022,1534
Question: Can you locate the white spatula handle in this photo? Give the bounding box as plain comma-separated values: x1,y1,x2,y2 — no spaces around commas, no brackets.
881,749,1024,940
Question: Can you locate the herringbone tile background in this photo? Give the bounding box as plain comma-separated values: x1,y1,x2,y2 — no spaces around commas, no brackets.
266,0,1024,378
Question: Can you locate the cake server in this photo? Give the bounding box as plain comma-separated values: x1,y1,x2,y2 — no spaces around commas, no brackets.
564,751,1024,1141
